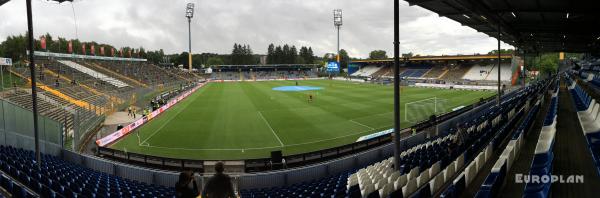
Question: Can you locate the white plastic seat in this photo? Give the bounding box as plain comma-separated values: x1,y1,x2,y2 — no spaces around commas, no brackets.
378,182,393,198
484,144,493,162
429,173,445,194
402,178,417,197
580,104,600,122
455,154,465,170
577,100,597,117
444,162,456,182
361,184,375,198
464,162,477,186
387,171,400,184
374,178,387,190
394,174,407,190
416,169,431,187
430,161,441,177
408,167,419,180
476,152,485,172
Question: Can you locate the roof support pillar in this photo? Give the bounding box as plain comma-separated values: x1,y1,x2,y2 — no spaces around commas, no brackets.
393,0,402,171
497,24,502,106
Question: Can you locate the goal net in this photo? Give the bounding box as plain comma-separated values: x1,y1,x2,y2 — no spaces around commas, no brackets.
404,97,451,123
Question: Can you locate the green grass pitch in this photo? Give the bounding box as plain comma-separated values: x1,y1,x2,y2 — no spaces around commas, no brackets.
110,80,495,160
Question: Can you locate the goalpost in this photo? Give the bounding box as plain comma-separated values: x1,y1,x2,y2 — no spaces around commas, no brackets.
404,97,450,123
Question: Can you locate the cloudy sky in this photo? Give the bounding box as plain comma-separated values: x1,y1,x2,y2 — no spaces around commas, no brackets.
0,0,512,58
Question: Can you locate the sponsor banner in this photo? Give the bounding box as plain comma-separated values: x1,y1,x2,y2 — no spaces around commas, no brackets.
68,41,73,54
31,51,147,62
356,128,394,142
0,57,12,66
40,36,46,50
96,83,206,146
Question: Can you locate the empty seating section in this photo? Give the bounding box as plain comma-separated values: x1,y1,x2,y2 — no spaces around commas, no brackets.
57,60,129,88
566,73,600,177
421,66,446,79
370,66,393,79
476,96,542,197
91,61,185,85
0,145,175,197
211,70,317,81
441,64,472,81
400,69,429,78
438,80,548,198
462,64,512,81
522,79,559,197
351,65,382,77
346,135,456,198
1,172,35,198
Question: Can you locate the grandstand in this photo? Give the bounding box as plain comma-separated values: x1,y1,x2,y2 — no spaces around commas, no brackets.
351,65,383,77
350,55,514,84
210,64,318,81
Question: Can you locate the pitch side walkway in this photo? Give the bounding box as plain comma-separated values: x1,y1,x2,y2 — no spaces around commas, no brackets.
83,111,137,154
549,79,600,197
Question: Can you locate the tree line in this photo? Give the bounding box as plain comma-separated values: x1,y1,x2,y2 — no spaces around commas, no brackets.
0,32,166,65
267,44,315,64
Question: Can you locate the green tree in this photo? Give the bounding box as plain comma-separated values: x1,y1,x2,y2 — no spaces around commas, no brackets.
206,57,224,66
338,49,350,69
487,49,514,55
369,50,388,59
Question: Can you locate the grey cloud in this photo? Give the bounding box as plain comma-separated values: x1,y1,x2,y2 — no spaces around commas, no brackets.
0,0,512,58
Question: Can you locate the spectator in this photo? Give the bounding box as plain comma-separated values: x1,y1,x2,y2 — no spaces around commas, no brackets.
175,171,199,198
202,162,236,198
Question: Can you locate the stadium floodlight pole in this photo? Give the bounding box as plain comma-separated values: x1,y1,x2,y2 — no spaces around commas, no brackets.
186,3,194,73
333,9,342,66
26,0,42,169
392,0,402,171
497,24,501,106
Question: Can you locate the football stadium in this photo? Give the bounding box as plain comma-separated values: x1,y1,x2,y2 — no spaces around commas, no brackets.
1,0,599,197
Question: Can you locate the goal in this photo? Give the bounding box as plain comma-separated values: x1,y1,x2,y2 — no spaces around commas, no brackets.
404,97,450,123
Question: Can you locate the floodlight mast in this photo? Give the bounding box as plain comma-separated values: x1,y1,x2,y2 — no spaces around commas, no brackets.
333,9,342,64
186,3,194,73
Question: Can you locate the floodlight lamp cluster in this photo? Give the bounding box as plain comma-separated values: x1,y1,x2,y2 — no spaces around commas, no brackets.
186,3,194,18
333,9,342,26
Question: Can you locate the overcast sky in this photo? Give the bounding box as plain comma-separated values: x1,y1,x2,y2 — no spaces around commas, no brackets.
0,0,512,58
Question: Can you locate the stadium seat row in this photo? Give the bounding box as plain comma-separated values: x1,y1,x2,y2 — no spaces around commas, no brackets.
522,80,559,197
0,146,175,198
476,97,541,197
567,73,600,177
440,78,550,198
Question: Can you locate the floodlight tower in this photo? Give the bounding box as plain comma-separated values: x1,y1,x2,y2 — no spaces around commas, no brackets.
186,3,194,72
333,9,342,64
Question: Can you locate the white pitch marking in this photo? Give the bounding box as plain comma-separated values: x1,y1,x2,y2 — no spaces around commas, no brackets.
139,97,195,145
349,119,375,130
258,111,284,147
